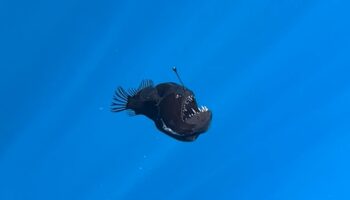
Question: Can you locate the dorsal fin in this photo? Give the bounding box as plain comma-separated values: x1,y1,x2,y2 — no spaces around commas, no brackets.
138,79,154,91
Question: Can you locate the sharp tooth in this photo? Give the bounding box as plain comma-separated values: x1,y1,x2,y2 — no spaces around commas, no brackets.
191,108,196,113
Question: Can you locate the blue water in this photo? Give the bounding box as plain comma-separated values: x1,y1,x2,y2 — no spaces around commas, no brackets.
1,0,350,199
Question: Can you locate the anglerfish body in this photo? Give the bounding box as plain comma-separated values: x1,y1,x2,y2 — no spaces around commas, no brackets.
111,78,212,142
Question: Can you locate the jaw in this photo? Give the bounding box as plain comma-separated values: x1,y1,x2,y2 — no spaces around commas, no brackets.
185,110,212,134
181,95,212,134
156,91,212,139
181,94,212,129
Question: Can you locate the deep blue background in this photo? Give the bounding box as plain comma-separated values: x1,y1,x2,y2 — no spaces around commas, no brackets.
1,0,350,199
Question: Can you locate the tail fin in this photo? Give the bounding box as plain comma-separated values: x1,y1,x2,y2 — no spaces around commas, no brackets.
111,80,154,112
111,87,130,112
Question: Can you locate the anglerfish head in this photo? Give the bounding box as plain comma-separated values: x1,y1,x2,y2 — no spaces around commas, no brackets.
155,83,212,141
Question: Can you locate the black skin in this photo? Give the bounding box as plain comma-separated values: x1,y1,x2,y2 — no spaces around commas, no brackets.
111,80,212,142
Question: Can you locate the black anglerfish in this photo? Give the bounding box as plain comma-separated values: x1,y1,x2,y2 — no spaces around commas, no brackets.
111,67,212,142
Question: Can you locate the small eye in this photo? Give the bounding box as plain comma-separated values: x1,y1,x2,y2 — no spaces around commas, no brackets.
176,94,181,98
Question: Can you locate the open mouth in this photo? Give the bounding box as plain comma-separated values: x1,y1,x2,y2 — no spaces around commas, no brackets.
181,95,209,121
